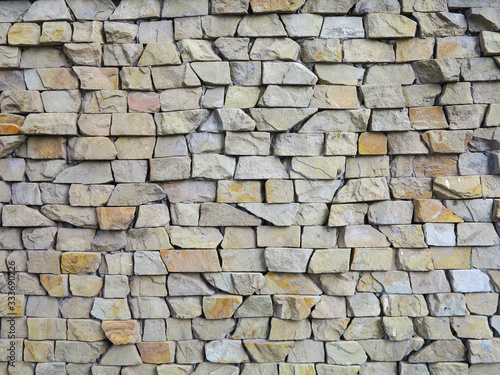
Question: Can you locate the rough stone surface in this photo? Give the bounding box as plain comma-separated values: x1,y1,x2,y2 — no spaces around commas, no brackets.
2,1,499,371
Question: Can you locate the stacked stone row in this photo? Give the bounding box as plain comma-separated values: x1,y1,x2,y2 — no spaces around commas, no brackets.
0,0,500,374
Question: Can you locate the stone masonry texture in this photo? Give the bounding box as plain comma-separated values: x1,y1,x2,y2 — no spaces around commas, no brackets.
0,0,500,373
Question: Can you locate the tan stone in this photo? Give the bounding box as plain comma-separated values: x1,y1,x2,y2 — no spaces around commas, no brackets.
161,249,222,272
8,23,40,46
69,275,103,297
67,319,106,342
431,247,471,270
203,294,243,319
0,114,23,135
273,295,320,320
73,67,118,90
68,137,117,161
217,180,263,203
396,37,435,62
61,252,101,274
358,132,387,155
40,274,68,297
102,320,141,345
414,199,463,223
138,342,175,364
244,340,294,362
97,207,136,230
310,85,360,109
27,136,66,159
24,340,54,362
40,21,72,44
409,107,448,130
422,130,472,153
413,155,458,178
433,176,482,199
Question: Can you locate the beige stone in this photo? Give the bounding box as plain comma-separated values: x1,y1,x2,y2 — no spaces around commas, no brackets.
102,320,141,345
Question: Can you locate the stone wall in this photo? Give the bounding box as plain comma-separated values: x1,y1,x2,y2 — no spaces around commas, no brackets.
0,0,500,373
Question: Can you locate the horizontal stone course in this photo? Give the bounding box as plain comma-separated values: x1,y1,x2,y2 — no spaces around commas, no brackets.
0,0,499,372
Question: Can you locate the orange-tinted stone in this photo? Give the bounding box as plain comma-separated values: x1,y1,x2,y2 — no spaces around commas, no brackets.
137,342,175,363
413,155,458,178
358,132,387,155
96,207,136,230
217,180,263,203
390,178,433,200
27,136,66,159
414,199,463,223
160,249,222,272
0,125,21,134
409,107,448,130
61,252,101,274
102,320,141,345
203,294,243,319
40,274,68,297
0,114,23,134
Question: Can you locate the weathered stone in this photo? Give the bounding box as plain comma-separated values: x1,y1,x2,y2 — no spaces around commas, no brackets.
344,39,395,63
365,14,416,38
101,320,141,345
326,341,367,365
161,249,221,273
100,344,143,366
433,176,482,199
250,38,300,61
408,340,466,363
481,31,500,56
96,207,136,230
381,295,429,317
244,340,294,362
396,37,435,62
334,177,390,203
2,205,55,227
414,12,467,37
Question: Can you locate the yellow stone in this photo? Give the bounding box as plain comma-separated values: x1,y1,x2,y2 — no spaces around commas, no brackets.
97,207,136,230
40,21,72,44
244,340,295,362
0,114,23,135
262,273,322,295
251,0,304,12
23,340,54,362
273,295,320,320
431,247,471,270
358,132,387,155
8,23,40,46
137,342,175,364
409,107,448,130
225,86,262,109
102,320,141,345
27,136,66,159
217,180,263,203
61,252,101,274
161,249,221,272
433,176,482,199
280,364,315,375
40,274,68,297
203,294,243,319
0,294,24,317
414,199,463,223
396,38,434,62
